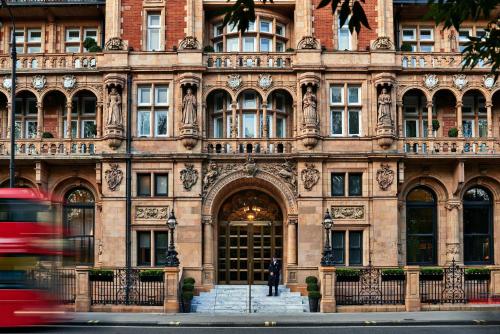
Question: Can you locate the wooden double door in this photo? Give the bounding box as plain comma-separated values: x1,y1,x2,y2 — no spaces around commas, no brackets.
217,221,283,284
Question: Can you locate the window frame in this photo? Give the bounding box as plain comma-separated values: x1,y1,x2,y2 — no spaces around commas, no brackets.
331,230,364,266
146,12,162,52
137,173,152,197
331,173,346,197
154,173,169,197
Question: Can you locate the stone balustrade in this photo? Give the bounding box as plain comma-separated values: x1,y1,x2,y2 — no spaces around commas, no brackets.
0,53,99,71
204,138,294,154
0,138,100,156
398,52,490,69
205,52,294,69
404,137,498,155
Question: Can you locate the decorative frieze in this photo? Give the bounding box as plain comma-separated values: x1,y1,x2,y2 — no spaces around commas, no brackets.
331,206,365,219
135,207,169,220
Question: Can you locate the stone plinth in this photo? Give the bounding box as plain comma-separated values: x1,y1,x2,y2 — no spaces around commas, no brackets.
163,267,180,313
74,266,91,312
404,266,421,312
319,266,336,313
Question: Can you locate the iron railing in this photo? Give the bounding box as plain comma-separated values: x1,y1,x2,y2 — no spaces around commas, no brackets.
28,268,76,304
335,266,406,305
90,268,164,306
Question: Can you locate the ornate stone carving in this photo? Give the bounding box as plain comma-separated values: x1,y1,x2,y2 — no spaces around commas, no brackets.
258,74,273,90
423,74,439,90
377,88,392,127
32,75,46,91
300,163,320,191
62,75,77,91
302,86,318,127
372,36,393,50
446,243,460,256
179,36,199,50
483,74,496,90
297,36,319,49
288,218,298,225
106,87,123,127
104,163,123,191
202,161,224,195
180,164,199,191
261,160,297,195
136,207,169,220
227,74,242,90
453,74,468,90
182,87,197,126
242,156,258,177
331,206,364,219
2,76,12,90
105,37,126,51
376,164,394,191
445,201,462,211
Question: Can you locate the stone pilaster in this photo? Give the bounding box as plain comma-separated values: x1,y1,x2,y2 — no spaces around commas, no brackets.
404,266,421,311
319,266,336,313
74,266,91,312
163,267,180,313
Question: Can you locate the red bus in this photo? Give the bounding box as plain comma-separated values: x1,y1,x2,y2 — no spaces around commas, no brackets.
0,188,64,327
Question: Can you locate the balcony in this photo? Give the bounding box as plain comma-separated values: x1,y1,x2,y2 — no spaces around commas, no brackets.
5,0,105,5
398,52,491,70
205,52,294,70
0,53,99,71
0,138,101,157
204,138,294,154
403,137,499,155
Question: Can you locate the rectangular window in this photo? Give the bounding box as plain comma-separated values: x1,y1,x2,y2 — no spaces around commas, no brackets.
154,232,168,266
331,110,343,136
214,24,223,37
243,37,256,52
155,86,168,105
419,28,434,41
347,86,361,105
276,23,285,37
260,38,272,52
63,120,78,139
138,86,152,106
338,19,351,50
348,110,360,136
66,28,80,42
243,114,256,138
243,93,256,109
214,117,223,138
478,119,487,138
276,118,286,138
402,28,416,41
137,173,151,197
215,41,223,52
226,37,239,52
81,120,96,138
14,121,21,139
154,174,168,196
147,13,161,51
331,173,345,196
462,120,474,138
137,111,151,137
14,28,42,54
248,21,256,32
348,173,362,196
348,231,363,265
276,41,285,52
155,111,168,136
332,231,345,265
83,98,97,114
405,119,418,137
137,231,151,266
260,20,272,33
25,120,37,139
330,86,344,105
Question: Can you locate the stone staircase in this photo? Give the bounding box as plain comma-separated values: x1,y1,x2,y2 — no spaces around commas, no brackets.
191,285,309,313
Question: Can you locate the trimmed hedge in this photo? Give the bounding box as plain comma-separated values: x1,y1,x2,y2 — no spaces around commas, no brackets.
89,269,114,281
336,268,361,276
183,277,195,285
465,268,490,275
381,268,404,276
307,283,319,292
308,291,321,299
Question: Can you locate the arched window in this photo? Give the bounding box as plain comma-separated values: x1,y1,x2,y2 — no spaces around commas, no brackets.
63,188,95,265
463,187,493,264
406,187,437,265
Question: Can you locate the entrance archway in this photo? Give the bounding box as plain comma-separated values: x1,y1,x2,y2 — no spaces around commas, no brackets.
217,190,283,284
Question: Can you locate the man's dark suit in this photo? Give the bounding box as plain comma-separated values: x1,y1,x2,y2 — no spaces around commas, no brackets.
267,259,281,296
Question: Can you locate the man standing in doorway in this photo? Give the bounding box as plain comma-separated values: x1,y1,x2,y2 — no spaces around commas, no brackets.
267,256,281,296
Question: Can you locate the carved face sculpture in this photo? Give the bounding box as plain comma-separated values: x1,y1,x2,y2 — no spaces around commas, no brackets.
306,86,312,93
111,87,117,94
382,88,387,94
186,88,193,95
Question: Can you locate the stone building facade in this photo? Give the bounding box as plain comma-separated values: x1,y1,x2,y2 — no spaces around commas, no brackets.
0,0,499,291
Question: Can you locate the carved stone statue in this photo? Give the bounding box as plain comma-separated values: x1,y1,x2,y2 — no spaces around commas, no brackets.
107,87,123,127
182,88,197,126
377,88,392,127
302,86,318,125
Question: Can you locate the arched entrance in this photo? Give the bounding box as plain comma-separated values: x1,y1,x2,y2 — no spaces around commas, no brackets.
217,190,283,284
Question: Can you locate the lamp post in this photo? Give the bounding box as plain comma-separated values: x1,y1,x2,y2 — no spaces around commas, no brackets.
320,209,335,266
1,0,16,188
165,209,179,267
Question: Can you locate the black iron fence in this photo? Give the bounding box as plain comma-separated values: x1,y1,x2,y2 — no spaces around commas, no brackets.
28,268,76,304
335,266,405,305
90,268,165,306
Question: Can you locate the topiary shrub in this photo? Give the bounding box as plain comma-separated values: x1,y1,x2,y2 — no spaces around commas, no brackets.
183,277,195,285
89,269,114,281
305,276,318,285
83,37,102,52
308,291,321,299
139,269,164,282
448,127,459,137
307,283,319,292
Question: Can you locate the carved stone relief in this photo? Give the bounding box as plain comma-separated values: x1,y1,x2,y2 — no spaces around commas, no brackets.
135,207,169,220
453,74,468,90
227,74,242,90
331,206,365,219
376,164,394,191
32,75,46,91
301,163,320,191
372,37,393,50
180,163,199,191
104,163,123,191
297,36,319,49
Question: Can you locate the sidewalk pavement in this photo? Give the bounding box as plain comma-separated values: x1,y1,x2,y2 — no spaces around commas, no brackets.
62,309,500,327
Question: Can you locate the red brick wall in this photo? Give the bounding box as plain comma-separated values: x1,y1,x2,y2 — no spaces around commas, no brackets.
312,0,378,51
121,0,186,51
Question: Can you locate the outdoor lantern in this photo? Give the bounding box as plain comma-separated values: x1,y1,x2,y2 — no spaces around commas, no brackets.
320,209,335,266
165,209,180,267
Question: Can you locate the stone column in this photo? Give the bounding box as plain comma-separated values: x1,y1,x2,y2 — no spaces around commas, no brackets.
105,0,121,42
287,218,297,266
397,101,403,137
319,266,336,313
456,101,463,137
66,102,73,138
96,102,103,137
404,266,421,311
426,101,433,138
231,101,237,138
163,267,180,313
6,102,11,139
36,102,43,138
445,200,462,264
262,103,268,138
202,217,214,285
74,266,91,312
487,266,500,298
486,102,493,138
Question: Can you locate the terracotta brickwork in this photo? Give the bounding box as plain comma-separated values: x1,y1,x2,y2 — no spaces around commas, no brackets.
312,0,334,49
165,0,187,49
121,0,144,50
357,0,378,50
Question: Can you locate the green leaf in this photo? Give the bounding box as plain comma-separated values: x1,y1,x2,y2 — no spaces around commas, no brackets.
317,0,332,9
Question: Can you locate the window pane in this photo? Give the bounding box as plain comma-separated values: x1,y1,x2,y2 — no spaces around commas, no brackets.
243,93,256,109
83,98,96,114
348,87,360,104
137,174,151,196
243,114,255,138
276,41,285,52
276,118,285,138
155,111,168,136
332,231,345,265
82,120,96,138
331,110,343,135
330,86,343,104
25,121,37,139
349,231,362,265
276,24,285,36
154,174,168,196
331,173,345,196
348,173,362,196
338,27,350,50
243,37,255,52
406,236,434,265
214,117,223,138
155,86,168,105
137,232,151,266
148,29,160,51
348,110,360,135
148,14,161,27
27,29,41,42
227,37,239,52
155,232,168,266
478,119,487,137
407,207,434,234
419,44,433,52
260,20,271,33
66,45,80,53
138,87,151,105
464,206,490,234
138,111,151,136
419,29,433,40
405,120,417,137
402,29,415,41
66,29,80,42
462,120,473,137
464,235,491,264
260,38,271,52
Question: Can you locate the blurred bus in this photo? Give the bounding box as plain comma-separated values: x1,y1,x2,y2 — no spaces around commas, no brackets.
0,188,64,327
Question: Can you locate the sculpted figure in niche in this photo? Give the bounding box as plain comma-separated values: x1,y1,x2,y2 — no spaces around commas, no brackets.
377,88,392,126
107,87,123,127
302,86,318,125
182,87,197,126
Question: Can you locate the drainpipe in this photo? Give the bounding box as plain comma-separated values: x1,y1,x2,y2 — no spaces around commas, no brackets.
100,14,106,49
125,73,132,302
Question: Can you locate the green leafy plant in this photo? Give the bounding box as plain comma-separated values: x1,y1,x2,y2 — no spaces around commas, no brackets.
183,277,195,285
83,37,102,53
432,119,440,131
308,291,321,299
307,283,319,292
139,269,163,282
89,269,114,281
182,291,194,301
400,43,413,52
285,47,295,52
41,132,54,139
203,45,215,53
381,268,405,276
448,127,459,137
305,276,318,285
420,267,444,275
182,283,195,292
336,268,361,276
465,268,490,275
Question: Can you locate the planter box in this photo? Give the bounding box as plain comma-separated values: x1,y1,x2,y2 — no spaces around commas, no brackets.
139,275,164,282
381,274,405,281
308,297,320,312
465,273,490,281
420,274,443,281
337,275,360,282
89,274,114,282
